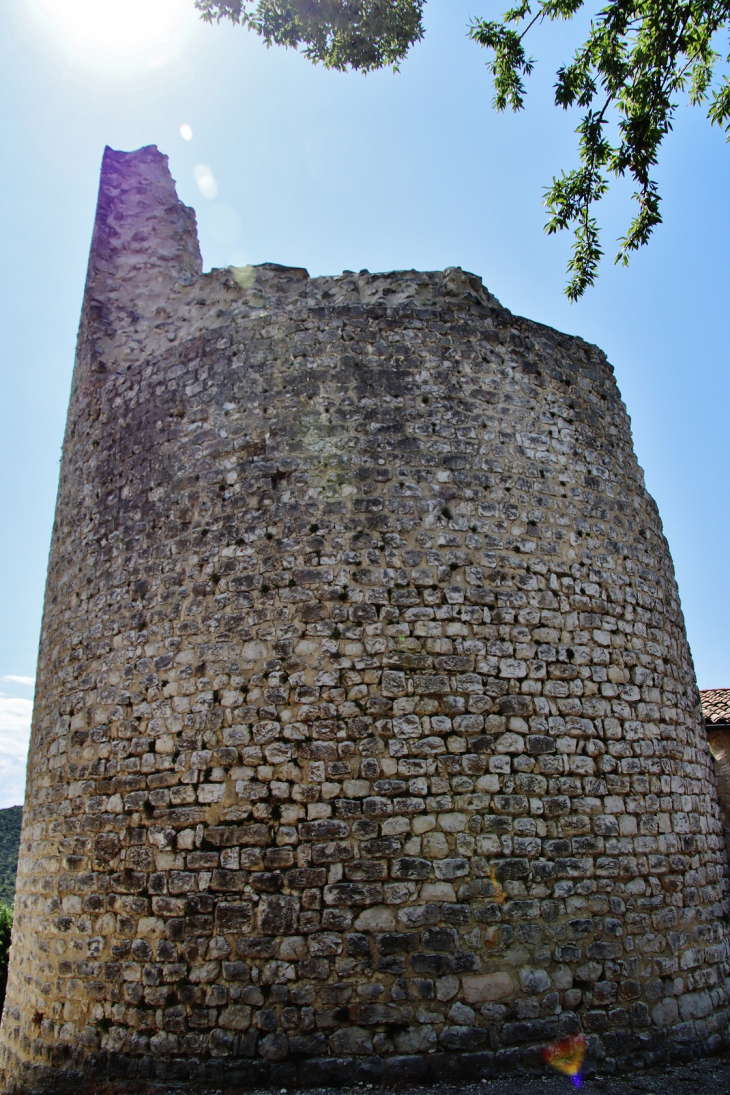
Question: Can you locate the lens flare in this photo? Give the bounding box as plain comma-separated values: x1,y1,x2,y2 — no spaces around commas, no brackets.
194,164,218,200
542,1033,587,1088
180,124,193,141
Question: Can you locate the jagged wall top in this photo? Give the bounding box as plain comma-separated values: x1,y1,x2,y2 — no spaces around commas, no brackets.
78,145,504,379
77,146,202,378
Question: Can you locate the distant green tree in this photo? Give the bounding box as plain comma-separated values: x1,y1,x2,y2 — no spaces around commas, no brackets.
0,806,22,906
198,0,730,299
0,903,12,1014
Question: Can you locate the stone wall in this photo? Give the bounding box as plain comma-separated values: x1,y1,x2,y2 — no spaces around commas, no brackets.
707,733,730,847
1,145,728,1092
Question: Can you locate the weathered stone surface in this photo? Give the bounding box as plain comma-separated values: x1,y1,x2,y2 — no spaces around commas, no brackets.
0,144,729,1092
463,972,515,1003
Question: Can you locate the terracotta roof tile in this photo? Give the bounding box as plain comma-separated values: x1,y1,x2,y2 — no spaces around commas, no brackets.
701,688,730,725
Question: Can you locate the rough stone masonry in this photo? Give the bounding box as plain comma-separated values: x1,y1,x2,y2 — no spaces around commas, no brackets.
1,145,728,1092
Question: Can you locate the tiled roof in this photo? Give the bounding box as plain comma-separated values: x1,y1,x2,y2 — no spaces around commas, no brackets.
701,688,730,726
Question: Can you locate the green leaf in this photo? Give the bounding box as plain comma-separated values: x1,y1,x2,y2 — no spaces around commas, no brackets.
195,0,425,72
196,0,730,296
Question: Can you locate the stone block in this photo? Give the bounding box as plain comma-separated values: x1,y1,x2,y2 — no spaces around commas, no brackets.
463,972,514,1003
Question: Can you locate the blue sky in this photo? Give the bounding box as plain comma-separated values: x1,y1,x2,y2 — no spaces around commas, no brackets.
0,0,728,807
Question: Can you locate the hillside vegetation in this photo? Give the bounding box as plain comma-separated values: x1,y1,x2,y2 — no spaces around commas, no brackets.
0,806,22,905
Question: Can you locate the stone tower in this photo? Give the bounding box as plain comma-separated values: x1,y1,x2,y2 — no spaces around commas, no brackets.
1,145,728,1092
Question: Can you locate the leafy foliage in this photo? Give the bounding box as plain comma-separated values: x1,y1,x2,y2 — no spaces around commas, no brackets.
470,0,730,298
198,0,730,298
195,0,425,72
0,807,21,906
0,902,12,1014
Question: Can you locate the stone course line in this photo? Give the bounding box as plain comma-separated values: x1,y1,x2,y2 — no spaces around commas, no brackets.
0,144,728,1092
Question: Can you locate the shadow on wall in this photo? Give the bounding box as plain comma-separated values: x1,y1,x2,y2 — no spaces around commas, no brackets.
0,904,10,1015
702,689,730,851
708,731,730,840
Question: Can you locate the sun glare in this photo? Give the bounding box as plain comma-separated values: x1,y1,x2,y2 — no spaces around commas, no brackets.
30,0,198,72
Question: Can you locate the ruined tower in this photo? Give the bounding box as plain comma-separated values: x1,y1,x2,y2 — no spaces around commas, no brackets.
1,145,728,1091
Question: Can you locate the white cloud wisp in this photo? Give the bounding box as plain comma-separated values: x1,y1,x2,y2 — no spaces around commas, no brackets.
0,694,32,808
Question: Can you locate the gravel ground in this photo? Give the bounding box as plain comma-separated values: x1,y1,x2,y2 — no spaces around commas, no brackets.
261,1061,730,1095
420,1062,730,1095
124,1057,730,1095
34,1054,730,1095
